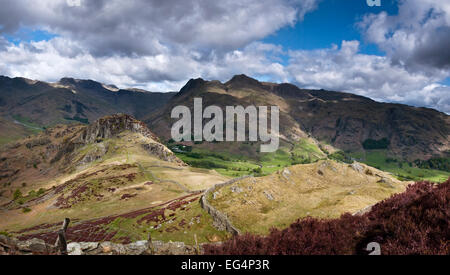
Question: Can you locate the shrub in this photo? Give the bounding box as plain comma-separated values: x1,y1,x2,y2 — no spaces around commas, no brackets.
188,160,227,169
13,189,22,200
362,138,390,150
185,152,204,159
252,167,263,176
37,188,46,196
22,207,31,213
329,151,352,164
414,158,450,172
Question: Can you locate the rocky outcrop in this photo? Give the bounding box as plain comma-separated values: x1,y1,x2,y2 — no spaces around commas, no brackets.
79,114,158,143
0,235,55,255
200,176,252,235
0,235,200,255
77,143,109,166
352,205,374,216
141,143,185,165
25,137,51,149
51,114,183,165
350,163,364,173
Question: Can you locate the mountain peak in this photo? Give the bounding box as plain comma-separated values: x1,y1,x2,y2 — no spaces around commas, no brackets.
176,78,206,97
58,77,105,91
226,74,262,88
58,77,78,85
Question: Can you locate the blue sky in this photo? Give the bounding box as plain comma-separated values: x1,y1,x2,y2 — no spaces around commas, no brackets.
263,0,399,55
5,28,57,45
0,0,449,113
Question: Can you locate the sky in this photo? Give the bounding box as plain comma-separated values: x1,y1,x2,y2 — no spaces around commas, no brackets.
0,0,449,113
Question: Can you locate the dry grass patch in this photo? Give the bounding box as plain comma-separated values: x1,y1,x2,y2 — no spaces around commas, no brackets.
209,160,409,235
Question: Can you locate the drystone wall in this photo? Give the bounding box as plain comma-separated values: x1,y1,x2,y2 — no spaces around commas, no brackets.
200,175,253,236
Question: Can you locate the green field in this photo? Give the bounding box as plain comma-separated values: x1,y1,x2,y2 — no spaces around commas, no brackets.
172,139,449,183
171,139,326,177
350,150,450,183
173,147,261,177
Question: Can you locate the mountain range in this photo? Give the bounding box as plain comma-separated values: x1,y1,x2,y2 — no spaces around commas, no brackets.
147,74,449,161
0,76,175,145
1,74,448,163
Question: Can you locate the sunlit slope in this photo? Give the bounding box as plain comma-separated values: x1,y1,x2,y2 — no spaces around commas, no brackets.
0,115,228,241
208,160,408,235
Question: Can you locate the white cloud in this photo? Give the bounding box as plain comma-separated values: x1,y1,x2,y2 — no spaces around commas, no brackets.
0,0,318,55
286,40,449,113
0,0,448,114
0,37,288,92
358,0,450,73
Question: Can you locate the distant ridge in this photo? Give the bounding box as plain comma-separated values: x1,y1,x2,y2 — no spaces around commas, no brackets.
147,74,450,161
0,75,176,144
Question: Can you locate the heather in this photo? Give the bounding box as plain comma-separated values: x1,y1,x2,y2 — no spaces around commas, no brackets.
204,179,449,255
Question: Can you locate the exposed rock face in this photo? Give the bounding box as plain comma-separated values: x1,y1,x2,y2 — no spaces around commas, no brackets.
353,205,374,216
350,163,364,173
26,137,51,149
67,242,83,255
141,143,185,165
263,190,274,201
79,114,158,143
77,143,108,166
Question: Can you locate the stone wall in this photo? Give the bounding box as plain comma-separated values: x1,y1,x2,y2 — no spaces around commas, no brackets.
200,176,252,236
0,235,200,255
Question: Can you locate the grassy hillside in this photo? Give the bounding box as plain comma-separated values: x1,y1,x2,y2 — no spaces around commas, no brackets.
205,179,449,255
208,160,408,235
0,115,229,245
0,117,41,146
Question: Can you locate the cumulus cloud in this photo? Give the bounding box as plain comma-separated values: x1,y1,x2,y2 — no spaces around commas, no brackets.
286,40,450,113
358,0,450,73
0,37,288,92
0,0,318,55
